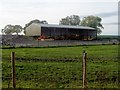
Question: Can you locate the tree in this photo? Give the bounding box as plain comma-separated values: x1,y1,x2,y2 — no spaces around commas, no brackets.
81,16,104,35
40,20,48,24
24,19,48,34
59,15,80,25
2,24,23,35
13,25,23,35
24,19,48,29
59,16,70,25
69,15,80,25
2,24,14,35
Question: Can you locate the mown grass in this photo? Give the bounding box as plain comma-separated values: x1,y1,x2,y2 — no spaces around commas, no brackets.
2,45,119,88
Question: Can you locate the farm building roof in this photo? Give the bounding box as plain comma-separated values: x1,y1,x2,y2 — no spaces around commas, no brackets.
40,24,96,30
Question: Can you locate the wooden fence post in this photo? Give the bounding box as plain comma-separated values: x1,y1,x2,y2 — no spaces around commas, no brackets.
11,52,16,89
82,50,87,88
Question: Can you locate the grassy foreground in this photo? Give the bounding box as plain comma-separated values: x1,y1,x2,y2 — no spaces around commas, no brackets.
2,45,119,88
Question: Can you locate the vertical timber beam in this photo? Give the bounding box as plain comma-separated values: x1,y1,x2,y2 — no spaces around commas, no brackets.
11,52,16,89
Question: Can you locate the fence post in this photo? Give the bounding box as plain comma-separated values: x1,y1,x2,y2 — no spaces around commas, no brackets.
82,50,87,88
11,52,16,89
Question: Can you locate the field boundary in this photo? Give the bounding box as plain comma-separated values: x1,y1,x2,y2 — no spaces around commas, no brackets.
1,43,119,49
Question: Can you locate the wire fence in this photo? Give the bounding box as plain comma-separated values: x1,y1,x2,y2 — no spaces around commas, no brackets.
2,51,119,89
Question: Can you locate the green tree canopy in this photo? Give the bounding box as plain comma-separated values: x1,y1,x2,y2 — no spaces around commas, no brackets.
24,19,48,29
81,16,104,35
24,19,48,34
59,15,80,25
2,24,23,35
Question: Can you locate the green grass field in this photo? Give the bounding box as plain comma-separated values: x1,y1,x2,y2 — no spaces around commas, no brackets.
2,45,119,88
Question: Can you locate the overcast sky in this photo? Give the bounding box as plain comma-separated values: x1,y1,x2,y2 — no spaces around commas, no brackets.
0,0,119,35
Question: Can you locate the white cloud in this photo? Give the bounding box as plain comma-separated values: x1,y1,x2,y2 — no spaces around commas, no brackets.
0,0,119,35
101,24,118,35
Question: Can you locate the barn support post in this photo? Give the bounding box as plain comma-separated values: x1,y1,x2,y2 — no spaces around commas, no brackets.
82,50,87,88
11,52,16,89
96,30,97,40
38,40,39,47
87,30,88,40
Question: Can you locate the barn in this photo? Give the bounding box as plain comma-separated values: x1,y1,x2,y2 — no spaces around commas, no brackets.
25,23,97,40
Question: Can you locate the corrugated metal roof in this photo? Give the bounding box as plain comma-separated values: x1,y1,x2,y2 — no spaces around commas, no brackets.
40,24,96,30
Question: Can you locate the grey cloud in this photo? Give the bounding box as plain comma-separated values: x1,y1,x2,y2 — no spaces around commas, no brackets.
95,11,117,18
80,11,117,18
102,22,118,25
80,11,118,26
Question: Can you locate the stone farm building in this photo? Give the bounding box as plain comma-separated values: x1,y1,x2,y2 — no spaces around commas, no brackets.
25,23,97,40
